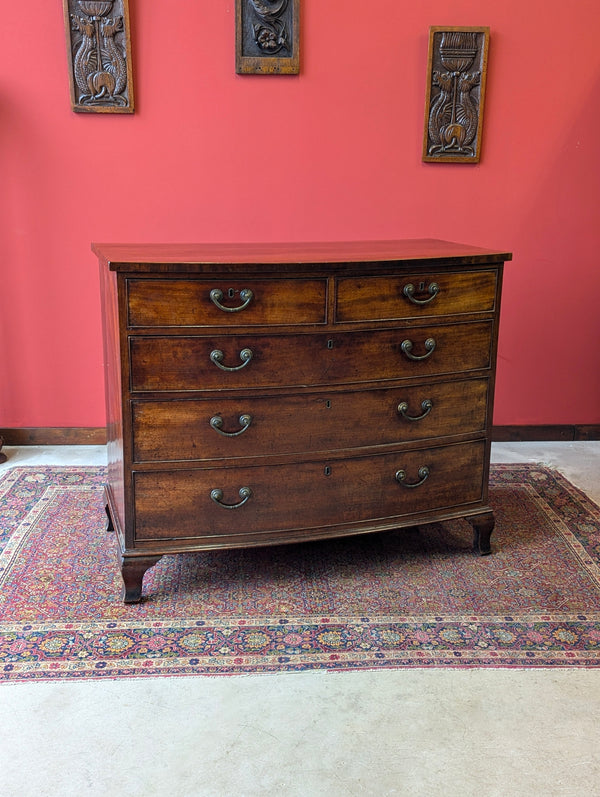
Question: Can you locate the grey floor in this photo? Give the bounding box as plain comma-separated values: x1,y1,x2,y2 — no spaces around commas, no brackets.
0,443,599,797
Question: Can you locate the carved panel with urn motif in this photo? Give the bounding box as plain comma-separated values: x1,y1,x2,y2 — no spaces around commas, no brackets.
422,27,489,163
236,0,300,74
63,0,134,113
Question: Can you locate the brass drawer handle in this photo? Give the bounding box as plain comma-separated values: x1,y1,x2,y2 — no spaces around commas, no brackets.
210,288,253,313
401,338,436,361
210,486,253,509
210,348,253,371
403,282,439,305
395,466,430,488
210,414,253,437
397,399,433,421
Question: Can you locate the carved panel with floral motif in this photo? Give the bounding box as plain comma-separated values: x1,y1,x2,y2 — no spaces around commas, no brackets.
422,27,489,163
63,0,134,113
236,0,300,74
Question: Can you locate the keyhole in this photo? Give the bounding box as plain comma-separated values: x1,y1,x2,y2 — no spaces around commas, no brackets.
419,281,425,292
327,339,334,349
325,400,332,409
228,288,235,299
324,466,331,476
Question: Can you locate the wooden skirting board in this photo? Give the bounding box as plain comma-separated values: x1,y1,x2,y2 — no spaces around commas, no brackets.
493,425,600,441
0,428,107,446
1,426,599,446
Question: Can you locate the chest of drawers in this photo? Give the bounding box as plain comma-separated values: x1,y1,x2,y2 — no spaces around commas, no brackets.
94,240,511,603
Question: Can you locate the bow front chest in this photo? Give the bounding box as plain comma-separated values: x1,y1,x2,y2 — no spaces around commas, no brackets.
94,240,511,602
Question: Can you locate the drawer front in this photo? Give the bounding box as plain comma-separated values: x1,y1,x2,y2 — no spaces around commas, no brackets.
336,271,497,321
132,378,489,462
129,322,493,392
133,441,486,542
127,278,327,327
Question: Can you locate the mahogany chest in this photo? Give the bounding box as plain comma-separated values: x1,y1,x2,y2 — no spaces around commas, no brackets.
94,240,511,602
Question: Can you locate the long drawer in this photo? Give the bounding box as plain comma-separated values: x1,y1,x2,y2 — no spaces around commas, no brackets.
336,271,497,321
131,378,489,462
133,440,486,542
127,278,327,327
129,322,493,392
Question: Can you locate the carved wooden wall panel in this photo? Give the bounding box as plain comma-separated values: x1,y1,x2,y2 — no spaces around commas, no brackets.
422,27,489,163
236,0,300,74
63,0,134,113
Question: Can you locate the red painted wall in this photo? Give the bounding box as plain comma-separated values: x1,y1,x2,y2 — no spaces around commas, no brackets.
1,1,599,428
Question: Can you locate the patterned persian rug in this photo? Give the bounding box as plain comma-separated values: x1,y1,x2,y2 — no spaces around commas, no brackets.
1,464,599,682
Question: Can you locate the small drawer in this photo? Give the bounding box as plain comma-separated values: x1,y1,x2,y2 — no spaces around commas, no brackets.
335,271,497,322
132,440,486,542
127,278,327,327
129,322,493,392
131,378,489,462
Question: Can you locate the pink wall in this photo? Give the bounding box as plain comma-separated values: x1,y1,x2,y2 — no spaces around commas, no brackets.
1,1,599,428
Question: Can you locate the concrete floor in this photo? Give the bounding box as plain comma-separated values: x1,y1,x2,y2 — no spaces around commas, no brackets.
0,443,599,797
